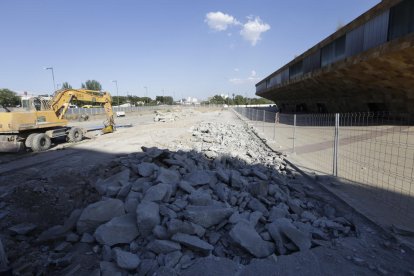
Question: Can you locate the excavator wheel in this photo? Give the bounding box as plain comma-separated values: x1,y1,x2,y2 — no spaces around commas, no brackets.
67,127,83,143
31,133,51,152
25,133,38,148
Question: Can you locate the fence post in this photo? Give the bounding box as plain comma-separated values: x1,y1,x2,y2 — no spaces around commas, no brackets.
333,113,340,176
263,110,265,133
293,114,296,153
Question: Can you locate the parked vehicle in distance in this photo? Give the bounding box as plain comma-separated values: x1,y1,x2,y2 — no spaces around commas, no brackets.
82,105,93,108
68,104,78,108
116,111,126,117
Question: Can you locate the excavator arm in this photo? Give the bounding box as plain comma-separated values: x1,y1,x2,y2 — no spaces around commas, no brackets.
50,89,115,133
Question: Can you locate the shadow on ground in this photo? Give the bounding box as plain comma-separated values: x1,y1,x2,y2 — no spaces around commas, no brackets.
0,146,413,275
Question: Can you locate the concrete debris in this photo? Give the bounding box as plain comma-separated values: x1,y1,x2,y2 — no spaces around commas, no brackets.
8,223,37,235
184,205,233,228
154,109,196,123
229,221,275,258
136,201,160,236
77,199,125,233
113,248,140,270
171,233,214,255
148,240,182,254
9,120,363,275
94,214,139,246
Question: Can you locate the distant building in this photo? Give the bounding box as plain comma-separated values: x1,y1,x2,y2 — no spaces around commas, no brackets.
256,0,414,115
181,97,199,105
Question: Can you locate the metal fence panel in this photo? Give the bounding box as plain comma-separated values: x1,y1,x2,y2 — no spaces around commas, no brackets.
233,107,414,223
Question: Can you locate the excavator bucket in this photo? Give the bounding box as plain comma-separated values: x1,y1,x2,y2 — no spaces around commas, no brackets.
101,125,114,134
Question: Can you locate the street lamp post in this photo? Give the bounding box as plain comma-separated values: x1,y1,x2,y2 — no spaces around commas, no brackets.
112,80,119,106
45,67,56,92
144,86,148,104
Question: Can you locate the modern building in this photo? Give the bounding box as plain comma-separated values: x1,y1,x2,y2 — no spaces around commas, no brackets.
256,0,414,114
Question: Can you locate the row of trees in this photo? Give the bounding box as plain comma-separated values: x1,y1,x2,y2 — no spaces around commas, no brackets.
206,94,274,105
61,80,101,91
1,81,273,110
0,89,20,110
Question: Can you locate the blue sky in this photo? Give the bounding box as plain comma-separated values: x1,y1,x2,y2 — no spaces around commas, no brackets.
0,0,380,100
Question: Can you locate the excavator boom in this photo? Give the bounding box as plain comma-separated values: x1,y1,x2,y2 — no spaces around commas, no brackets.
0,89,115,152
50,89,115,132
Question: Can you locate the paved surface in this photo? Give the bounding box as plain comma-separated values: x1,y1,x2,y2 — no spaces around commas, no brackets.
240,111,414,246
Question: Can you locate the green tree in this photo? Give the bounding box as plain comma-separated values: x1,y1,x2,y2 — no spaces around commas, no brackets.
81,80,102,91
0,89,20,111
234,95,246,105
62,82,72,89
155,96,174,105
209,95,225,104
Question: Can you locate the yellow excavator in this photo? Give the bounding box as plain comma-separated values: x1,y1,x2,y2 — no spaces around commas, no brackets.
0,89,115,152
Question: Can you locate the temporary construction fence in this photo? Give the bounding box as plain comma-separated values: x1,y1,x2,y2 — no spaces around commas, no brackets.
65,104,223,116
234,107,414,226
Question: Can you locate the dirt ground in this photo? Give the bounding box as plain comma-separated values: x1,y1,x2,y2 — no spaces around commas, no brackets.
0,108,413,275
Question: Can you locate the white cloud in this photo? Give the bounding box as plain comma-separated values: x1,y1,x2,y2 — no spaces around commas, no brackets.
240,16,270,46
205,11,240,31
229,78,243,85
229,70,260,85
234,68,239,72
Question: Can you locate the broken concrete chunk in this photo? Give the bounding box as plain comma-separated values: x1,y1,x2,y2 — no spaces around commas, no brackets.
288,199,303,215
167,219,202,237
184,205,233,228
229,221,275,258
94,214,139,246
216,168,230,183
143,183,172,202
157,168,181,185
252,169,268,180
248,198,269,216
95,169,130,195
136,162,158,177
153,225,169,240
136,201,160,236
230,170,244,189
113,248,141,270
8,223,37,235
116,183,132,199
188,189,212,206
268,218,311,252
171,233,213,255
178,181,196,194
148,240,182,254
184,170,215,186
77,198,125,234
164,250,182,268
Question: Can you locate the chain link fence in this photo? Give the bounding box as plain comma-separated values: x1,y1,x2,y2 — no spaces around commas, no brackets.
65,104,223,117
234,107,414,227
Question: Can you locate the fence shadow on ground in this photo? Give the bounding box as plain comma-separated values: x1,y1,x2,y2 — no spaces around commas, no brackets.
1,145,414,274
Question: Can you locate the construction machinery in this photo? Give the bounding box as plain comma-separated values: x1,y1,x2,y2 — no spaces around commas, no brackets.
0,89,115,152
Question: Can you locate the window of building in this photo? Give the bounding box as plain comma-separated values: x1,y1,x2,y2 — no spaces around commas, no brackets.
388,0,414,40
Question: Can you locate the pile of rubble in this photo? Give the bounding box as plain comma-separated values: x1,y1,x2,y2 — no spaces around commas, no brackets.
2,122,355,275
153,109,195,123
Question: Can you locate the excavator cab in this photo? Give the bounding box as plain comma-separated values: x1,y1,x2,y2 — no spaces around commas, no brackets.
20,96,51,112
